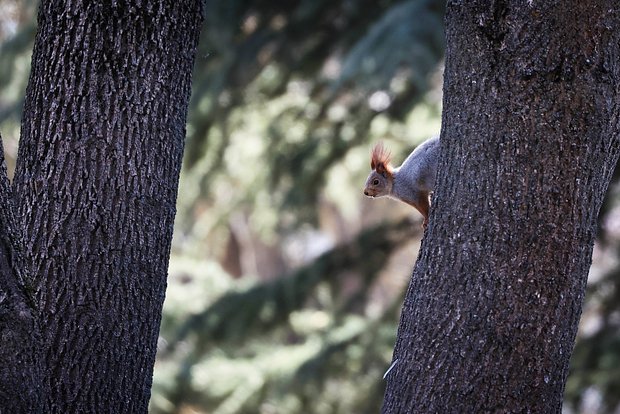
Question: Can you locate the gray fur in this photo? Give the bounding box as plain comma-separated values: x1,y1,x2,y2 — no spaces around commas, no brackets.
391,135,439,204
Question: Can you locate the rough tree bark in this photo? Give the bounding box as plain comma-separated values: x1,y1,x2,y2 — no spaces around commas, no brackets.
383,2,620,413
0,1,203,412
0,139,42,412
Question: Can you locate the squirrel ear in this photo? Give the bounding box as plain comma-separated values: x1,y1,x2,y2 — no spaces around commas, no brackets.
375,162,386,174
371,142,392,173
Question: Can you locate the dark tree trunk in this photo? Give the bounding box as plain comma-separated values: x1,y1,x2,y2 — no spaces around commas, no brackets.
383,2,620,413
0,1,203,412
0,139,42,412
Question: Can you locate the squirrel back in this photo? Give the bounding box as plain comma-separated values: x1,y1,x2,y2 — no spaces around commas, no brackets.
393,135,439,195
364,136,439,227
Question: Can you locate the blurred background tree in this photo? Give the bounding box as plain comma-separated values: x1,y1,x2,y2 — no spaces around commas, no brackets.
0,0,618,412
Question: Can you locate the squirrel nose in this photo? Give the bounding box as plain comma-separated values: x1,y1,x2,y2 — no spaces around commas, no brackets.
364,190,369,196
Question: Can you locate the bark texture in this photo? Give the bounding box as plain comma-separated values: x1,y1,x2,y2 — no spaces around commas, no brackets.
0,137,42,413
11,1,202,412
383,2,620,413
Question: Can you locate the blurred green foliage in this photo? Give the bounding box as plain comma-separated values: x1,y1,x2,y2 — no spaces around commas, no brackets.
1,1,620,413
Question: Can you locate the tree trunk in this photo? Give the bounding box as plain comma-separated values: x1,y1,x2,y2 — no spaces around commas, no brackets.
0,139,42,412
382,2,620,413
6,1,203,412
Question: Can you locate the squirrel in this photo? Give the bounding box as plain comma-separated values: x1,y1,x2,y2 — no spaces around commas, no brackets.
363,136,439,227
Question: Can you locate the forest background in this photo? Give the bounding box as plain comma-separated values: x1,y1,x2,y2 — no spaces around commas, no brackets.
1,1,618,413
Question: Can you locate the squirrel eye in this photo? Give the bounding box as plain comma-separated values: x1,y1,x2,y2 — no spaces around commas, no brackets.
373,179,379,185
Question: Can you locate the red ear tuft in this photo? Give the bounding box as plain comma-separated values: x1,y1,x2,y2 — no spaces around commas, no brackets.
371,142,393,174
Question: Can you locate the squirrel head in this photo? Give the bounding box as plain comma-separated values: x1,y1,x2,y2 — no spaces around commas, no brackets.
364,142,394,198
